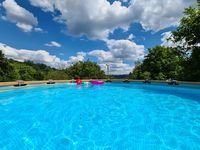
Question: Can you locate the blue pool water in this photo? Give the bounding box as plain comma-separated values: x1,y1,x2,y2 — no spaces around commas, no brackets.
0,83,200,150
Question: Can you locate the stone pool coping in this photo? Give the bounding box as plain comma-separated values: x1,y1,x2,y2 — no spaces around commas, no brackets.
0,79,200,87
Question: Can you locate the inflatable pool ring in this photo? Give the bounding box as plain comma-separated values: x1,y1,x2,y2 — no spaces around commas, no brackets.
90,80,104,85
76,79,82,85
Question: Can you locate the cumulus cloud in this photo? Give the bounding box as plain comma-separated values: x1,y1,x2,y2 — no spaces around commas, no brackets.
106,39,144,61
2,0,39,32
45,41,62,47
0,43,85,69
67,52,86,64
28,0,195,39
89,39,144,63
89,39,144,74
29,0,54,12
89,50,117,63
29,0,131,39
130,0,195,31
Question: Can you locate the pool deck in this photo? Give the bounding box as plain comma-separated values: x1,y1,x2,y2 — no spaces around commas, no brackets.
0,79,200,87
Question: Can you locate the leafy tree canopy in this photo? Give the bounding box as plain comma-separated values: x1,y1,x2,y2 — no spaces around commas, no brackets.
129,46,184,80
66,61,106,79
172,5,200,51
0,51,16,81
171,3,200,81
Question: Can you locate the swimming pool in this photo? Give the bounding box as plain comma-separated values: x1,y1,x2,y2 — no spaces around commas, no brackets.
0,83,200,149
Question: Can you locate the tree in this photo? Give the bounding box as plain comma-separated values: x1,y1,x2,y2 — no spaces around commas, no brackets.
172,6,200,51
171,4,200,81
197,0,200,9
144,46,184,80
66,61,106,79
181,47,200,81
0,50,16,81
46,70,68,80
129,64,144,79
129,46,184,80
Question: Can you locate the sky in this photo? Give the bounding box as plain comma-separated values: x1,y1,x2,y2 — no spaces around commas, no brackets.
0,0,196,74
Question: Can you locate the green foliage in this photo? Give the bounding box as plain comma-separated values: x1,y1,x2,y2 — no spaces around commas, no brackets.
46,70,68,80
171,4,200,81
198,0,200,8
129,46,184,80
143,71,151,80
9,60,43,81
156,73,166,80
172,6,200,51
129,64,143,79
181,47,200,81
0,51,16,81
144,46,184,80
66,61,106,79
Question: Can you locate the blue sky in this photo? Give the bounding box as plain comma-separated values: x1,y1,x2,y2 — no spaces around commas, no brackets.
0,0,196,74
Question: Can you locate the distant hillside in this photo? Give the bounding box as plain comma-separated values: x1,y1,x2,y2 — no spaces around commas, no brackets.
111,74,129,79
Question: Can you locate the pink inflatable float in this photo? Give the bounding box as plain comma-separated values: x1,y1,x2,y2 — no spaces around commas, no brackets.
90,80,104,85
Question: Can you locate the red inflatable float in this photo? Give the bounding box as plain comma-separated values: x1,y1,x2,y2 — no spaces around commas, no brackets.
76,78,82,85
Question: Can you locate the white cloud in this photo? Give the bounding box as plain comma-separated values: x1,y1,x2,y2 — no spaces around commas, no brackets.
89,39,144,63
2,0,39,32
28,0,195,39
89,50,117,63
127,34,135,40
130,0,195,31
67,52,86,64
89,39,144,74
29,0,54,12
29,0,131,39
0,43,86,69
45,41,62,47
106,39,144,61
34,27,44,32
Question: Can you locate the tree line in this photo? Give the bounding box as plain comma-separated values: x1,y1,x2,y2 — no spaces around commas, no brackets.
0,52,106,82
129,3,200,81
